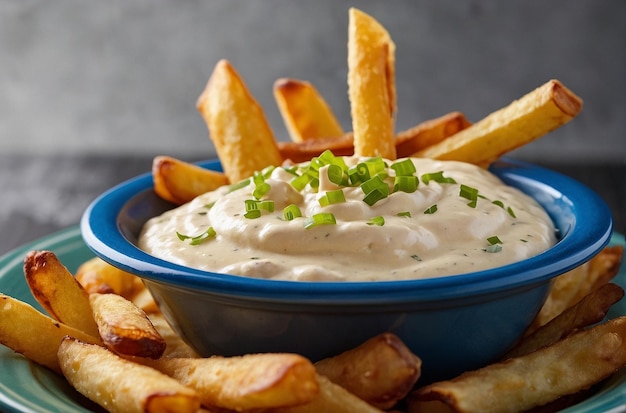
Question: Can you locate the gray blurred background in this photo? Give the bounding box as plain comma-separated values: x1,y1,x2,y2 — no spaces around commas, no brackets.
2,0,625,162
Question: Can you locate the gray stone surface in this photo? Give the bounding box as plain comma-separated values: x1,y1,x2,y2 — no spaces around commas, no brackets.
1,0,625,162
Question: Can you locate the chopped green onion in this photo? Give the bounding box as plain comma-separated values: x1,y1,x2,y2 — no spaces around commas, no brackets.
424,204,438,214
176,227,216,245
319,189,346,206
245,199,259,212
303,212,336,229
492,200,505,208
507,206,516,218
367,216,385,226
393,175,418,193
327,164,348,186
487,235,502,245
421,171,457,185
390,159,416,176
460,184,479,208
290,173,313,191
253,182,271,200
485,244,502,253
397,211,412,217
360,175,386,195
228,178,250,193
244,209,262,219
348,162,371,184
283,204,302,221
257,200,275,212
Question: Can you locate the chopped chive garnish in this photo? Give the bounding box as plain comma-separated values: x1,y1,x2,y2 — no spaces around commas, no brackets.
520,238,528,243
367,216,385,226
421,171,457,185
424,204,438,214
507,206,516,218
319,189,346,206
228,178,250,193
411,254,422,261
397,211,412,217
362,186,390,206
176,227,216,245
390,159,416,176
327,164,349,186
303,212,336,229
393,175,418,193
492,200,504,208
283,204,302,221
487,235,502,245
460,184,479,208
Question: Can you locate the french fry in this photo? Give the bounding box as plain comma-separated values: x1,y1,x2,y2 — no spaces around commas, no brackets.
90,292,166,359
315,332,421,410
152,155,229,205
348,7,397,159
0,294,100,373
197,59,283,183
395,111,471,157
23,250,100,338
76,256,144,298
411,316,626,413
131,285,160,315
415,79,583,165
144,353,319,411
277,111,469,163
58,337,200,413
271,374,385,413
528,246,624,332
504,283,625,359
274,78,344,142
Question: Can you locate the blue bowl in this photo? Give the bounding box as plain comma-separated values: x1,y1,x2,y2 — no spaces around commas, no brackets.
81,158,613,383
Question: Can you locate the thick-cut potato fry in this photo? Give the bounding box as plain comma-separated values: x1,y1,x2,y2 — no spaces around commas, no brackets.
416,79,583,165
277,111,469,163
197,59,283,183
23,250,100,338
315,332,421,410
75,256,144,298
411,316,626,413
274,78,344,142
504,283,624,359
0,294,100,373
90,292,166,359
271,374,384,413
58,337,200,413
528,246,624,333
395,111,471,157
131,285,160,315
145,353,319,411
152,155,229,205
348,7,397,159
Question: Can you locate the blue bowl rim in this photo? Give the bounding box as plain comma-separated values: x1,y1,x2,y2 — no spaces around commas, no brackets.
80,157,613,304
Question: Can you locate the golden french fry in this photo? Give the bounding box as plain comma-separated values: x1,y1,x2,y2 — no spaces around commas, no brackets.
152,155,229,205
529,246,624,332
416,79,583,165
197,59,283,183
90,293,166,359
274,78,344,142
315,332,421,410
58,337,200,413
271,374,385,413
23,250,100,338
145,353,319,411
277,111,469,164
395,111,471,157
75,256,144,298
131,285,160,315
411,316,626,413
348,7,397,159
148,313,200,359
504,283,625,359
0,293,100,373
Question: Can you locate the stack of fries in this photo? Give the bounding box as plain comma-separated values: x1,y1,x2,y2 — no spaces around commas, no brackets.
0,8,624,413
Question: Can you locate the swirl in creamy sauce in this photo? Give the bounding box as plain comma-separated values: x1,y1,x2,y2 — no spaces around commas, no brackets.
139,156,556,281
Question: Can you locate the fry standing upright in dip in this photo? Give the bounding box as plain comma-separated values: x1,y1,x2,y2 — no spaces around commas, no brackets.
139,153,556,281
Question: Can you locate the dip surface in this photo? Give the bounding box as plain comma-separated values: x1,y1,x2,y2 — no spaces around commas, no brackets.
139,156,556,281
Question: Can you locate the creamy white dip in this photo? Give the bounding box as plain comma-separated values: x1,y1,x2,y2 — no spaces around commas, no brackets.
139,155,556,281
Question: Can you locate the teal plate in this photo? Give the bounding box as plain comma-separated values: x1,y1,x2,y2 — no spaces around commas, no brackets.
0,226,625,412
